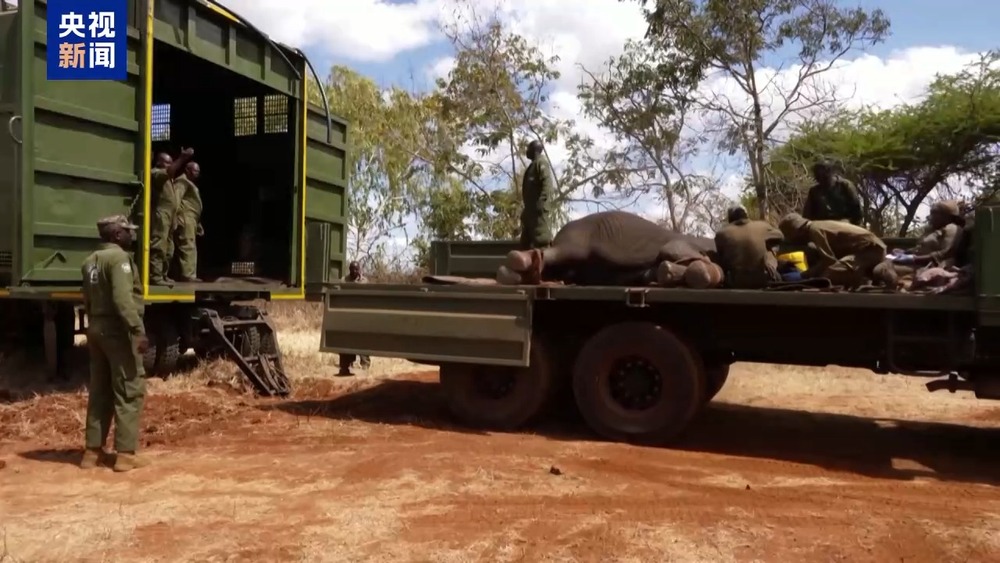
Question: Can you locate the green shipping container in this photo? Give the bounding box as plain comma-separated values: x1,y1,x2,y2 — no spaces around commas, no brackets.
0,0,349,303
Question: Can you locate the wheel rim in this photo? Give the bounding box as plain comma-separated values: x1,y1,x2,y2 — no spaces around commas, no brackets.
608,355,663,411
472,367,517,400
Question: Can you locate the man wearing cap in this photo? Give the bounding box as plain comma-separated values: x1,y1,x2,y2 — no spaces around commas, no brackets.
801,160,863,226
80,215,151,472
778,212,892,288
714,206,784,289
149,147,195,285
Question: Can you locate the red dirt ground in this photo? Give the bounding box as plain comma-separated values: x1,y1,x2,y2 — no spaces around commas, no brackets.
1,363,999,562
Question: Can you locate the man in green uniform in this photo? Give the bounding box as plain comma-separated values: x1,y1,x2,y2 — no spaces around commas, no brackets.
149,147,195,285
714,206,784,289
172,161,204,282
80,215,151,472
779,212,893,288
801,160,863,225
519,140,557,250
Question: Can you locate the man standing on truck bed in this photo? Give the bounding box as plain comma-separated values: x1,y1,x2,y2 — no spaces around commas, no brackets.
337,261,371,376
172,162,204,282
80,215,151,473
149,147,195,285
801,160,863,226
714,206,784,289
779,212,896,289
519,140,557,250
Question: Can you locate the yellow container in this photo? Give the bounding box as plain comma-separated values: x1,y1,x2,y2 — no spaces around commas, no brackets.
777,251,807,272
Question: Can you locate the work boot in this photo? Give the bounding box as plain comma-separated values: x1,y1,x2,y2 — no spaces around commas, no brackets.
178,276,202,283
113,452,151,473
80,448,103,469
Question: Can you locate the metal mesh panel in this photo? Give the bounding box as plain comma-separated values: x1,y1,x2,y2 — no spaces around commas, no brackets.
234,97,257,137
151,103,170,141
263,94,288,134
230,261,256,276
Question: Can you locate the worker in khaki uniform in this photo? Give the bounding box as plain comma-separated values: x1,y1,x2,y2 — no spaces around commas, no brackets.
519,140,557,250
149,147,194,285
802,160,863,225
172,162,204,282
892,200,965,272
337,261,371,376
714,206,784,289
779,212,891,289
80,215,151,473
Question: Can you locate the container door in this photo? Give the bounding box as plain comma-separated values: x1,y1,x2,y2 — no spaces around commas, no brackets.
303,104,348,297
16,0,146,285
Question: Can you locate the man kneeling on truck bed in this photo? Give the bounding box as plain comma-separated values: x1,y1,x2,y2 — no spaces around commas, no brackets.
714,206,784,289
779,212,897,289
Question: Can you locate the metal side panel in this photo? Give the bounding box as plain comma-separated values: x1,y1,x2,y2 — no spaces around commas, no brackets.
320,285,533,367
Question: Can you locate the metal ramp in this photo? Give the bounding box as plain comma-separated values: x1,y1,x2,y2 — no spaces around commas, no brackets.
201,308,291,396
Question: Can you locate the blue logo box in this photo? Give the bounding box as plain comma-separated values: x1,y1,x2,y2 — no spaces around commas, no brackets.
46,0,128,81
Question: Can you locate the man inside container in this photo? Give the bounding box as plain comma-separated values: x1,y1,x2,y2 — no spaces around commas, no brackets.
714,206,784,289
336,261,371,376
172,161,204,283
778,212,896,289
801,159,863,226
149,147,195,285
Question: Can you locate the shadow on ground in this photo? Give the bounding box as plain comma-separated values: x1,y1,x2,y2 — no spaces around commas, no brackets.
271,377,1000,487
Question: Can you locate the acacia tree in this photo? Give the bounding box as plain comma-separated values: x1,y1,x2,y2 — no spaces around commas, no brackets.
319,66,438,270
579,38,733,234
424,1,609,241
634,0,890,219
767,51,1000,236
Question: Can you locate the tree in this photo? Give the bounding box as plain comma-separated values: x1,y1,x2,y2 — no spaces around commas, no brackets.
634,0,890,219
319,66,439,268
426,1,610,240
767,51,1000,236
579,38,733,234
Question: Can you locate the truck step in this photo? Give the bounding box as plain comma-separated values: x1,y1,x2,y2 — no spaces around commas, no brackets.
200,308,291,397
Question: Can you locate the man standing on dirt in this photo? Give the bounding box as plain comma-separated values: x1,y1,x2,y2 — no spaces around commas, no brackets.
149,147,194,285
172,161,204,282
519,140,557,250
714,206,784,289
801,160,863,226
337,261,371,376
80,215,152,473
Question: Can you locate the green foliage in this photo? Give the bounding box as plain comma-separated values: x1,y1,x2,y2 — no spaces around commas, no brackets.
631,0,890,217
768,51,1000,235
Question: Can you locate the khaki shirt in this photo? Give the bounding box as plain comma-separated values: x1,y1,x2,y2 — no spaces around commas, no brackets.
914,223,960,266
804,220,885,274
802,177,863,225
342,274,367,283
81,243,145,335
151,167,184,210
714,219,784,288
175,174,203,217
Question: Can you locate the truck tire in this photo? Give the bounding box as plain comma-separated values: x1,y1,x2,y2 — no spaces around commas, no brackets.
703,363,730,403
572,321,704,445
142,319,180,377
440,336,555,431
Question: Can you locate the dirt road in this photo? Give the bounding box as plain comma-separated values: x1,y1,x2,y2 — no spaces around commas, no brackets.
2,352,999,562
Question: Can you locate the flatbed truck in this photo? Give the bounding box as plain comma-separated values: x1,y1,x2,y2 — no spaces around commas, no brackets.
318,215,1000,444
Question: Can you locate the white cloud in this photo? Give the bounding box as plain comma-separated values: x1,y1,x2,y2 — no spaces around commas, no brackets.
226,0,983,242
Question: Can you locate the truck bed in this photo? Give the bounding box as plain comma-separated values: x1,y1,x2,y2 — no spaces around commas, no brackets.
319,281,976,368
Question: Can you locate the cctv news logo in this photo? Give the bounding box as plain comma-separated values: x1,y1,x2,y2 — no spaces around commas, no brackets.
46,0,127,80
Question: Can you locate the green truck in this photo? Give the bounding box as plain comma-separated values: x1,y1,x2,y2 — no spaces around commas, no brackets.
0,0,350,394
319,219,1000,445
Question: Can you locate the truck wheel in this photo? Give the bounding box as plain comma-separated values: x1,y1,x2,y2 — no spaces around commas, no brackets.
142,320,180,377
440,337,555,431
703,364,730,403
572,321,704,445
